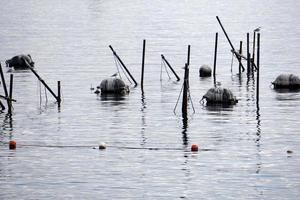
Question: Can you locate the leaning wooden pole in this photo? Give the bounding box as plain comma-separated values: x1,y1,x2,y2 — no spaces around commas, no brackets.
23,58,59,102
0,63,10,109
109,45,138,86
239,41,243,74
216,16,245,71
256,33,260,104
182,63,189,116
161,55,180,81
8,74,13,114
213,32,218,78
141,39,146,89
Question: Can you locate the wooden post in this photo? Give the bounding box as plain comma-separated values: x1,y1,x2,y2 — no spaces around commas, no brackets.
187,45,190,66
247,33,250,74
109,45,138,86
239,41,243,74
57,81,61,107
141,39,146,89
256,33,260,103
252,31,256,70
182,63,189,116
213,32,218,78
161,55,180,81
0,63,10,109
216,16,245,71
8,74,13,114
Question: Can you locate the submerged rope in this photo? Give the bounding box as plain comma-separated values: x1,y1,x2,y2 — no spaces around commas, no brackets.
14,144,215,151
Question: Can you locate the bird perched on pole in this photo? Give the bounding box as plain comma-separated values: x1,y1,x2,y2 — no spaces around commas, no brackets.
254,27,261,32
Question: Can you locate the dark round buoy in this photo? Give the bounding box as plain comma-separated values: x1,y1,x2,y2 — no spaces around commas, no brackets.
191,144,199,152
9,140,16,150
199,65,212,77
272,74,300,89
6,54,34,69
202,87,238,105
100,78,129,95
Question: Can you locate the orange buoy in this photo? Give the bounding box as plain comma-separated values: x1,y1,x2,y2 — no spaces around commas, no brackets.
191,144,198,152
9,140,16,150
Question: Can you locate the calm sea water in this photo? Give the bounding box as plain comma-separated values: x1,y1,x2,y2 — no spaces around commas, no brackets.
1,0,300,199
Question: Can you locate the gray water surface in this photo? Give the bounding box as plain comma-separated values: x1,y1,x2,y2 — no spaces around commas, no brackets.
1,0,300,199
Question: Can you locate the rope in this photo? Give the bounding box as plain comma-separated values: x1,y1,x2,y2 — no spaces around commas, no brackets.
114,54,132,84
11,144,216,151
230,51,234,73
173,82,184,114
188,88,195,113
113,55,122,80
160,58,163,81
160,58,171,81
39,80,42,105
44,86,48,103
163,59,171,79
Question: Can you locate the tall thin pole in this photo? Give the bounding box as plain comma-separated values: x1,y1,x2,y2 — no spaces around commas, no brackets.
0,63,10,109
252,31,256,70
57,81,61,107
8,74,13,114
239,41,243,74
216,16,245,71
213,32,218,78
256,33,260,103
182,63,189,116
109,45,138,86
247,33,250,74
187,45,191,66
141,39,146,89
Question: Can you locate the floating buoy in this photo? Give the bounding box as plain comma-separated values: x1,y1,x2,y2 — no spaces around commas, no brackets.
100,78,129,95
202,87,238,105
9,140,16,150
272,74,300,89
191,144,199,152
287,150,293,154
99,142,107,150
6,54,34,69
199,65,212,77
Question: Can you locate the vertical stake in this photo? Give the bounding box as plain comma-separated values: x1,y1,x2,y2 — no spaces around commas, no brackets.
239,41,243,74
57,81,61,107
247,33,250,74
8,74,13,114
213,32,218,78
141,39,146,90
252,31,256,70
256,33,260,104
0,63,10,110
182,63,189,116
187,45,191,66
